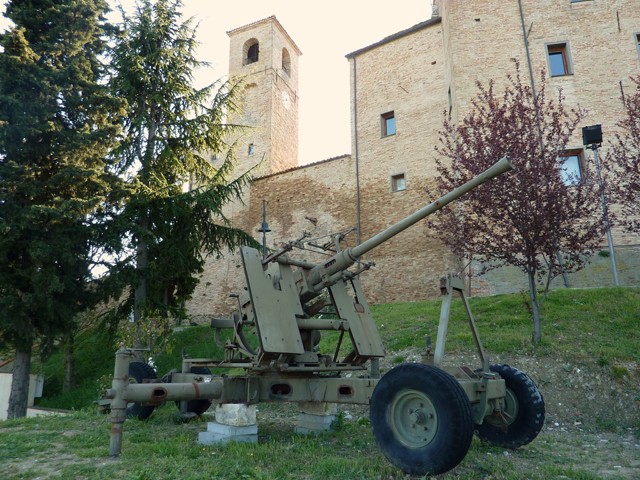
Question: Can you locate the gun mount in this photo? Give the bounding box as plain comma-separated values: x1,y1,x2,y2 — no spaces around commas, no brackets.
215,156,514,370
106,156,545,476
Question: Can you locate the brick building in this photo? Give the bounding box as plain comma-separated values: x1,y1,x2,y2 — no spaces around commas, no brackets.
187,1,640,321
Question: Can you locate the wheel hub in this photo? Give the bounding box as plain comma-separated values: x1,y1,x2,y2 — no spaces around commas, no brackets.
409,409,426,425
485,387,519,428
389,389,438,448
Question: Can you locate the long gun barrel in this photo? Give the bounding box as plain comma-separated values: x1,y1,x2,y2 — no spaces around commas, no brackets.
305,156,513,290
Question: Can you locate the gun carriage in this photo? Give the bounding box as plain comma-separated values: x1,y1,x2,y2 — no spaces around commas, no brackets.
105,156,545,475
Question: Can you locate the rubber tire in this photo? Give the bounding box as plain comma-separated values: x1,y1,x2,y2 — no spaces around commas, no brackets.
174,367,213,415
126,362,157,421
370,363,474,476
475,364,545,448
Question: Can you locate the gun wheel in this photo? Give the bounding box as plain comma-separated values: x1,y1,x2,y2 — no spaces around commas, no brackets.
370,363,473,476
126,362,157,421
175,367,213,415
475,364,545,448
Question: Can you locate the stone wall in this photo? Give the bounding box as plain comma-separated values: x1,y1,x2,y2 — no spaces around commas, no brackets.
439,0,640,292
470,244,640,297
347,19,461,303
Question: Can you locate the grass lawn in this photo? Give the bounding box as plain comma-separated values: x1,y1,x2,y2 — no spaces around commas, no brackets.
1,286,638,479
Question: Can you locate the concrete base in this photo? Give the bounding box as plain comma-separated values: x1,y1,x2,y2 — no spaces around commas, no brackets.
214,404,257,426
197,404,258,445
198,422,258,444
295,402,337,435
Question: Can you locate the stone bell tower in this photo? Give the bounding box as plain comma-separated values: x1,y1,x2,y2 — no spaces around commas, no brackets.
226,16,301,175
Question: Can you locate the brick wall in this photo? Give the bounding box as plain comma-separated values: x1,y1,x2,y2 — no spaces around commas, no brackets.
442,0,640,248
347,19,462,303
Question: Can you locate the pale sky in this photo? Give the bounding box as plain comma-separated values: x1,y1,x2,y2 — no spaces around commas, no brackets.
1,0,434,165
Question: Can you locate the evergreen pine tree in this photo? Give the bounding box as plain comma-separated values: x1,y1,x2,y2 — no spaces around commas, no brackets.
108,0,256,335
0,0,123,417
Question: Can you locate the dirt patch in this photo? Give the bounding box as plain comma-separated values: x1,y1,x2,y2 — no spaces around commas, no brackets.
369,349,640,478
2,453,94,479
384,349,640,432
540,430,640,479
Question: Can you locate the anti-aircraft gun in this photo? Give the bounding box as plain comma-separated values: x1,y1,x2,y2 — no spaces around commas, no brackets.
106,156,545,476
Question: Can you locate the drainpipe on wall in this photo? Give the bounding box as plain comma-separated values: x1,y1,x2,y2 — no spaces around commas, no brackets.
517,0,546,149
353,57,362,247
352,57,378,378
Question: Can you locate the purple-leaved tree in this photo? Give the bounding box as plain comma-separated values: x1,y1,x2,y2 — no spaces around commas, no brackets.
432,66,604,343
607,75,640,234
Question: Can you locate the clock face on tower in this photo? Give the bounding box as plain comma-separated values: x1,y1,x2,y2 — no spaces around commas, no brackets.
281,90,291,110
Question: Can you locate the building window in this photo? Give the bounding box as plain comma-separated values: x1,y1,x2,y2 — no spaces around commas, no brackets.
546,43,572,77
391,173,406,192
282,48,291,76
248,143,255,155
559,149,584,185
636,33,640,59
381,111,396,137
244,39,259,65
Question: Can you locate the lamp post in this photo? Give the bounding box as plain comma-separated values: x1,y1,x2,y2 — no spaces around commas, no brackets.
582,125,620,286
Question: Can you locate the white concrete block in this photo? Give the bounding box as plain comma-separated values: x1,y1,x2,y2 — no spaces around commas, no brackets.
207,422,258,436
295,412,336,435
298,401,337,415
0,373,38,420
214,403,257,426
198,429,257,445
198,404,259,445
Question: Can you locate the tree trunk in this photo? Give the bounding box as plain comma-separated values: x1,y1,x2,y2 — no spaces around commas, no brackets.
133,238,147,326
63,333,74,394
133,213,149,362
527,270,542,344
8,344,32,419
132,109,157,362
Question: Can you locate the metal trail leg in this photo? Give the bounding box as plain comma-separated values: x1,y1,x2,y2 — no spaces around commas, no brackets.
459,288,489,372
435,274,489,371
179,356,191,417
434,277,453,367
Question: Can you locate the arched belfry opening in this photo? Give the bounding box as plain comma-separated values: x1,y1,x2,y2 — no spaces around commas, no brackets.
244,39,259,65
282,47,291,76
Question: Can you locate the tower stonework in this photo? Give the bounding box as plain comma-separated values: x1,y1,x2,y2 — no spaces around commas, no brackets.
227,16,301,175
